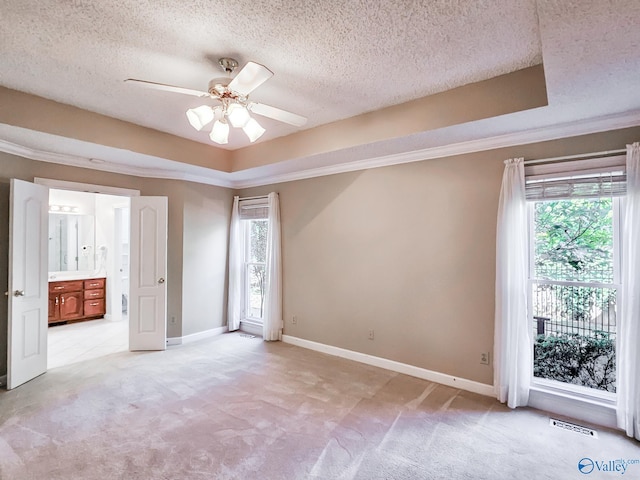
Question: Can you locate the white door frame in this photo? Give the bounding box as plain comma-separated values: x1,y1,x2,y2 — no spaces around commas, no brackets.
34,178,140,198
33,179,141,350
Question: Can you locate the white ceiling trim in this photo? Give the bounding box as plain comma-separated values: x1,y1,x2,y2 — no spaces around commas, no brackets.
1,109,639,190
0,139,235,188
233,110,640,188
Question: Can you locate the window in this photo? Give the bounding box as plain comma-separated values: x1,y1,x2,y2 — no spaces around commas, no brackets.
244,219,268,321
238,199,269,324
526,156,626,396
529,198,620,393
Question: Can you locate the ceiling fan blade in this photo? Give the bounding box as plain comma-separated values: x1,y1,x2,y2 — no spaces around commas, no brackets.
228,62,274,96
124,79,208,97
248,103,307,127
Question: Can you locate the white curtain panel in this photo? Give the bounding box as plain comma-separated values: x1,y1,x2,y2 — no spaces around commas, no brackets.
617,142,640,440
494,158,531,408
227,196,242,332
263,192,283,341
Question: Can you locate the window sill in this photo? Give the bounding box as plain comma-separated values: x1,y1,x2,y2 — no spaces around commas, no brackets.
241,319,263,327
531,378,616,407
239,320,263,337
528,379,617,429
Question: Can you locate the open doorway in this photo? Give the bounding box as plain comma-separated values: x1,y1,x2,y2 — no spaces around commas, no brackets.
46,188,131,368
7,177,167,390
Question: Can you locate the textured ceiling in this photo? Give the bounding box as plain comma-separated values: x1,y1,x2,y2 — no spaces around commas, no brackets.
0,0,541,148
1,0,640,179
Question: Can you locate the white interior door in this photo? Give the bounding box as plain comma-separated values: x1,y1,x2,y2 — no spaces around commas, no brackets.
7,179,49,389
129,196,167,350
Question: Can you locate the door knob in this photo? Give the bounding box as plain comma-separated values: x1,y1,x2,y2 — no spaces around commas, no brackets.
158,277,165,284
13,290,25,297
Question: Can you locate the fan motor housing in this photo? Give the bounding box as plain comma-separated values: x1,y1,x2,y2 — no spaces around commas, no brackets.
208,77,232,97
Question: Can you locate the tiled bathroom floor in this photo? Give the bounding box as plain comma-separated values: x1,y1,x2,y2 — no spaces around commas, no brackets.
48,317,129,369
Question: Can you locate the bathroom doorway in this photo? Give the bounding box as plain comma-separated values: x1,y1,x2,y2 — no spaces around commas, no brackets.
46,188,131,369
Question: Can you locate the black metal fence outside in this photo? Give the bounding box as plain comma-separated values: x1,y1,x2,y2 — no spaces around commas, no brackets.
531,283,617,339
531,282,617,392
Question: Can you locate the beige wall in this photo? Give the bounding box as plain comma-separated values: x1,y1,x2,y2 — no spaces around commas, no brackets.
181,183,233,336
0,153,233,376
2,125,638,384
239,126,640,386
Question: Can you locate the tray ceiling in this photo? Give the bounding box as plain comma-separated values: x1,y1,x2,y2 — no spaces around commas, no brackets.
1,0,639,186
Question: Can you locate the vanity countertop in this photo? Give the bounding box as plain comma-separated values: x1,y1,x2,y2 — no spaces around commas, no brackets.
48,273,106,282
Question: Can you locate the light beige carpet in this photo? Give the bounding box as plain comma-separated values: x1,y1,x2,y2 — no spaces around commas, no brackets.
0,333,638,479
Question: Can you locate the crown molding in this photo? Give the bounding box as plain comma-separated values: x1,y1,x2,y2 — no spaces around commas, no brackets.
2,109,639,190
233,109,640,188
0,139,235,188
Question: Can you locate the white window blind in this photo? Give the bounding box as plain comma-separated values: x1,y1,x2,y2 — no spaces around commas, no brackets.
525,155,626,200
239,198,269,219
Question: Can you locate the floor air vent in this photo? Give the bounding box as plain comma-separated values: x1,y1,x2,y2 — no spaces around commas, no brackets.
549,418,598,438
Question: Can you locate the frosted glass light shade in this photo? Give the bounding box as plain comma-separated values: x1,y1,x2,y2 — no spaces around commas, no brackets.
209,120,229,144
186,105,215,131
227,103,251,128
242,117,265,142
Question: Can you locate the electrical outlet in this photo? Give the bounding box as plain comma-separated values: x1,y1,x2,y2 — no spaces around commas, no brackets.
368,329,375,340
480,352,490,365
292,315,297,324
170,316,177,325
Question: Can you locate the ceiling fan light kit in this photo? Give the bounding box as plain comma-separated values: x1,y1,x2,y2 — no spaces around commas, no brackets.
126,57,307,145
186,104,215,131
242,117,266,143
209,119,230,144
227,103,251,128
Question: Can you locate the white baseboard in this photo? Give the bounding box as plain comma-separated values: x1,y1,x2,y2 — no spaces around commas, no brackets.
0,374,6,388
167,325,228,346
182,325,228,344
281,335,494,397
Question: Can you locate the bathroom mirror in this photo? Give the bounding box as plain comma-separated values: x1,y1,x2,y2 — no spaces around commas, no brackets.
48,214,96,272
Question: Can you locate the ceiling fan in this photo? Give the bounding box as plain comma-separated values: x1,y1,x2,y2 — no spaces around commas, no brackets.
125,57,307,145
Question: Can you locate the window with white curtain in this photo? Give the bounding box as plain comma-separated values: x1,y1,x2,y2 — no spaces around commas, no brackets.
526,155,625,397
238,199,269,324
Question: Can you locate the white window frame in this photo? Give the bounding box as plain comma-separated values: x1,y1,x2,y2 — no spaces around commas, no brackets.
527,197,622,404
237,197,270,329
241,218,268,324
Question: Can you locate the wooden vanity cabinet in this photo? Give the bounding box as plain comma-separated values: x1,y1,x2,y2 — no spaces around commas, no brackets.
83,278,106,318
48,278,106,325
